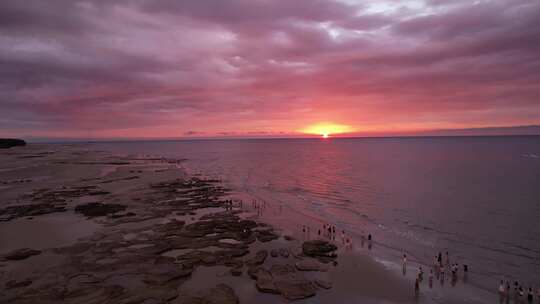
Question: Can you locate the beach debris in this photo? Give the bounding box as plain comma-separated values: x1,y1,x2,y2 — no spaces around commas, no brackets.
3,248,42,261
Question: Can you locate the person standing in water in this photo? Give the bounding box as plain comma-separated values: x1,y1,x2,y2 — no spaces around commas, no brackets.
527,287,533,303
499,280,506,303
505,282,511,304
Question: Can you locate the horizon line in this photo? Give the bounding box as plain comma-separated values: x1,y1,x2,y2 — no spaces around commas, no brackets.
21,133,540,144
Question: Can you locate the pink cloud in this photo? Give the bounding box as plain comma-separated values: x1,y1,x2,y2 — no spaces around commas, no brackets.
1,0,540,138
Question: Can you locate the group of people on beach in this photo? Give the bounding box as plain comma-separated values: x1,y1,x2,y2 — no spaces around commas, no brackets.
300,223,373,252
498,280,540,303
407,251,470,297
239,199,540,303
223,199,235,211
250,199,267,216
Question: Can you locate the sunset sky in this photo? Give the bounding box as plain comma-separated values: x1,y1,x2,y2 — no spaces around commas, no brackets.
1,0,540,139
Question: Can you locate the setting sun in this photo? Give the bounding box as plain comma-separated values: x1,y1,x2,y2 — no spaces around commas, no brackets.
302,123,353,138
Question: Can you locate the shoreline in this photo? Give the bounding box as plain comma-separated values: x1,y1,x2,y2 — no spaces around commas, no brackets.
0,144,496,303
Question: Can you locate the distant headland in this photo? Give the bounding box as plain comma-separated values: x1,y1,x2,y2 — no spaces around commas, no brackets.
0,138,26,149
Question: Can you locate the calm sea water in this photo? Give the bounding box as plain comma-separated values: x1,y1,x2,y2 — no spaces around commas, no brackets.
92,136,540,291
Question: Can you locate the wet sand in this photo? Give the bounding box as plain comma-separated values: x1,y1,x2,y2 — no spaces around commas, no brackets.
0,144,497,303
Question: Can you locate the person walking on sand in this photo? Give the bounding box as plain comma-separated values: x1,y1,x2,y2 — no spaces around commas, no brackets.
418,266,424,282
402,254,407,267
499,280,506,303
439,264,445,278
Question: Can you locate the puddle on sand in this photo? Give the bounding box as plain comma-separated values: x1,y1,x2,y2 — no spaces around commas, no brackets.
0,213,101,254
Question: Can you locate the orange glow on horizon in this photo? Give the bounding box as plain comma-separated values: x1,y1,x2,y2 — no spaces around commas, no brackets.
302,123,354,137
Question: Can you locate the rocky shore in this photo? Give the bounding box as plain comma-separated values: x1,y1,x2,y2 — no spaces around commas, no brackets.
0,144,344,303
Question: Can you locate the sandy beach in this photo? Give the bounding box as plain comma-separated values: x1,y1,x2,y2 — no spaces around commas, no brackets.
0,144,498,303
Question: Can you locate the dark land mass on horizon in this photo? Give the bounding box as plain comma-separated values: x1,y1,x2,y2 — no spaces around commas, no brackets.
0,138,26,149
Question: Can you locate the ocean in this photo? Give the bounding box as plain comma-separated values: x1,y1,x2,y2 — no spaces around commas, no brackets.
91,136,540,293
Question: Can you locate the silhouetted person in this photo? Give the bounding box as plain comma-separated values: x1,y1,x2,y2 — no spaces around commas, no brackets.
499,280,506,303
402,254,407,275
505,282,511,304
